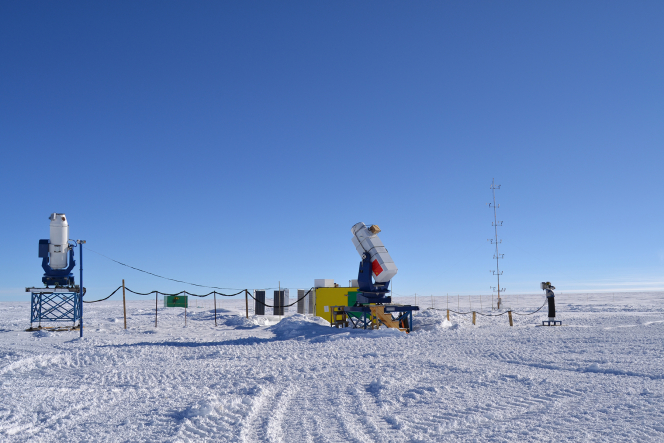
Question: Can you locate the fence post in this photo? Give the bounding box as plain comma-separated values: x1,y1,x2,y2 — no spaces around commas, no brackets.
447,309,450,321
508,310,513,327
472,311,476,325
245,290,249,319
155,291,158,328
214,291,217,326
122,279,127,330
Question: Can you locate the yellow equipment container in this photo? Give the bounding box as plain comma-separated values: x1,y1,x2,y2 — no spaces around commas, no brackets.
315,287,358,323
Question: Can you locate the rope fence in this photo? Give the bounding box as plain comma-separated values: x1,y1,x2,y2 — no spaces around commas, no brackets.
84,287,246,303
82,286,122,303
82,282,550,330
427,300,548,326
80,282,317,330
85,287,310,306
437,300,546,317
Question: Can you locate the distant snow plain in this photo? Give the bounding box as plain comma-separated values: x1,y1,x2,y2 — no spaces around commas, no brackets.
0,292,662,442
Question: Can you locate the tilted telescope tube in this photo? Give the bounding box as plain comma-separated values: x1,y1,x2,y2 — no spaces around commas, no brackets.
39,213,76,287
351,222,398,301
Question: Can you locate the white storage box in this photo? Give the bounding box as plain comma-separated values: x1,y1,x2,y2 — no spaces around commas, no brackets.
314,279,334,288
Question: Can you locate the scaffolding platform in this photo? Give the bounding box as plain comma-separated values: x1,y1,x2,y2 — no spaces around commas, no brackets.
332,304,418,333
26,287,82,329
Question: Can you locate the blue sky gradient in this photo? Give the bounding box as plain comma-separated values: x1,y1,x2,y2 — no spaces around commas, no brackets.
1,1,663,300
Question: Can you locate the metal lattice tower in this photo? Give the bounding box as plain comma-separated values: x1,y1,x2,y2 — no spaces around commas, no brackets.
488,178,505,309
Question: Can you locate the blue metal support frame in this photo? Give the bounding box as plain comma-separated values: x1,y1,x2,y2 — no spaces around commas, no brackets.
30,291,81,327
79,240,84,337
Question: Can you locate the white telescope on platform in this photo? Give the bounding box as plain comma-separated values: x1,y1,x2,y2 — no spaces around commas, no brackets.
38,213,76,286
48,213,69,269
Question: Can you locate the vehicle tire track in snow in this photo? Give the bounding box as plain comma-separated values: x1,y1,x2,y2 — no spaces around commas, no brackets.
0,386,109,440
284,373,388,443
237,384,285,443
265,384,298,442
340,385,396,442
403,386,586,436
351,382,407,442
279,382,326,443
326,382,380,443
303,390,337,443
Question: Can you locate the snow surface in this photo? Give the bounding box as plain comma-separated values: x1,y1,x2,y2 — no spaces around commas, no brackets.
1,293,663,442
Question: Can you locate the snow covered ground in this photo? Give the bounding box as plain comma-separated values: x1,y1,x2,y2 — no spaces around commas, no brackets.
1,292,663,442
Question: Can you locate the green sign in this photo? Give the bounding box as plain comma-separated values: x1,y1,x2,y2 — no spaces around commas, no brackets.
164,295,188,308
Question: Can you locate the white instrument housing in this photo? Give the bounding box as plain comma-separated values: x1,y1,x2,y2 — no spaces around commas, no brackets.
351,222,398,283
48,213,69,269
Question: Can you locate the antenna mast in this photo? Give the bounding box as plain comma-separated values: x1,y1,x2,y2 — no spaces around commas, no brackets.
489,178,505,309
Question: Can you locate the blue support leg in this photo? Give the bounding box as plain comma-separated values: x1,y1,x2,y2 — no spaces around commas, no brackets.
79,241,83,338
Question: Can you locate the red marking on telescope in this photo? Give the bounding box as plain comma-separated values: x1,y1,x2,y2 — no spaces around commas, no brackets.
372,259,383,276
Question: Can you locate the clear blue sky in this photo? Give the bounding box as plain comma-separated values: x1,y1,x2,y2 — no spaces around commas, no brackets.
1,1,663,301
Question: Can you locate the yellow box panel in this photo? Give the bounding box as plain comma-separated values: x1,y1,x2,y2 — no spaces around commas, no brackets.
315,287,358,323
